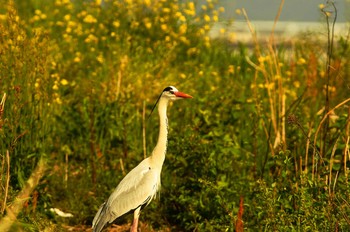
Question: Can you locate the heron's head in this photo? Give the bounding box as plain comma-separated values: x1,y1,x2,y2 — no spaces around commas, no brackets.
148,86,192,119
161,86,193,101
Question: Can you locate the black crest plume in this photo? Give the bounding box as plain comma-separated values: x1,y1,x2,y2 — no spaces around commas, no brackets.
148,87,172,120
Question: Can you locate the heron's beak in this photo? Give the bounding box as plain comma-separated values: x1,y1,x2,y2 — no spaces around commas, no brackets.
175,91,193,99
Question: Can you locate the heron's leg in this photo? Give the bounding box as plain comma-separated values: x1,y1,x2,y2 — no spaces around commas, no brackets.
130,207,141,232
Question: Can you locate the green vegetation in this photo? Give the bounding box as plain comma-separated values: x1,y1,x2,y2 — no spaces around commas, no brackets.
0,0,349,231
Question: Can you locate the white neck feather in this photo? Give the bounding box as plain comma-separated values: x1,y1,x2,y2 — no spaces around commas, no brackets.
150,97,168,168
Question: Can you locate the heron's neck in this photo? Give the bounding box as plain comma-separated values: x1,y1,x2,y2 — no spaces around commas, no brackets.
151,98,168,168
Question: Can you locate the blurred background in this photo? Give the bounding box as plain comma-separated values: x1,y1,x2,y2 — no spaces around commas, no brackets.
0,0,349,231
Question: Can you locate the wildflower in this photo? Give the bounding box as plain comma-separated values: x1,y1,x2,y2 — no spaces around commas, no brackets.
258,56,266,63
187,47,198,56
113,21,120,28
319,4,325,9
56,21,64,26
212,15,218,22
297,57,306,65
293,81,300,88
52,84,59,90
180,73,186,79
228,65,234,74
55,97,62,104
60,79,69,85
219,28,226,34
235,9,242,15
179,15,186,22
162,8,171,13
35,80,40,88
201,5,207,11
179,36,189,45
144,0,151,6
74,56,81,63
184,9,195,16
97,54,104,64
35,9,42,15
204,14,210,22
85,34,98,43
64,14,71,21
32,15,40,21
179,23,187,34
219,7,225,13
84,14,97,23
160,24,167,31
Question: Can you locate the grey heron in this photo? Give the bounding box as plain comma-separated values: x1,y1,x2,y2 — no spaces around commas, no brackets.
92,86,192,232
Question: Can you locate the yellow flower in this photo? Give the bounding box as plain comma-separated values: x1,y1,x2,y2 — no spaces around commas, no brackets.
84,14,97,23
0,14,7,21
293,81,300,88
160,24,167,31
74,56,81,63
201,5,207,11
188,2,195,9
179,36,189,45
228,65,234,74
319,4,325,9
204,14,210,22
297,57,306,65
145,22,152,29
113,21,120,28
179,23,187,34
219,28,226,34
187,47,198,56
219,7,225,13
32,15,40,21
235,9,242,15
60,79,69,85
64,14,71,21
163,8,171,13
144,0,151,6
212,15,218,22
85,34,98,43
55,97,62,104
258,56,266,63
184,9,195,16
179,15,186,22
97,54,104,64
52,84,59,90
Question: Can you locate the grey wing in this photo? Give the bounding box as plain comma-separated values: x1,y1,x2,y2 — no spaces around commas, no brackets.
92,158,159,231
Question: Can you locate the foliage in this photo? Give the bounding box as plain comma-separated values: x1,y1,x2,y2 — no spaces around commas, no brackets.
0,0,349,231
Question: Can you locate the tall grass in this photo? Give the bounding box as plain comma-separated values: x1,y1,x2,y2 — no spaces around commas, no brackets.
0,0,349,231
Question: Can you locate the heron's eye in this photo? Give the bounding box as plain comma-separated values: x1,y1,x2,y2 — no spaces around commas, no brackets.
169,90,175,94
